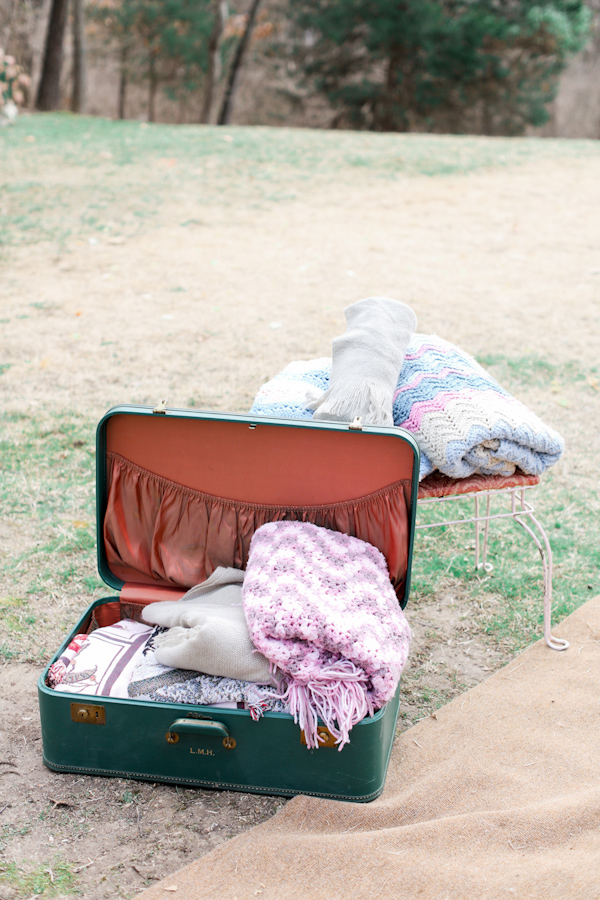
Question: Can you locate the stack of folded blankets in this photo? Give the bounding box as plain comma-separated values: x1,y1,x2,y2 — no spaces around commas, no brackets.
49,521,412,749
249,298,564,481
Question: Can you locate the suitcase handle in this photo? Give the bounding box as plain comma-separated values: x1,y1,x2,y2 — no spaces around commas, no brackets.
165,718,236,749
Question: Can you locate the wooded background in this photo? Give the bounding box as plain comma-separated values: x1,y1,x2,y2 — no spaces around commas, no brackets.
2,0,600,138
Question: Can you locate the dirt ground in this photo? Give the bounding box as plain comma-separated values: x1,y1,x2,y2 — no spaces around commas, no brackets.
1,142,600,898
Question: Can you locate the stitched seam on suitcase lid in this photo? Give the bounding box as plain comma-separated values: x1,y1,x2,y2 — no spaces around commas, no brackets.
107,451,411,512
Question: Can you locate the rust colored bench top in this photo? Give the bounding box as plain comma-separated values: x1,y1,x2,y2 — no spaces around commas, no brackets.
417,470,540,500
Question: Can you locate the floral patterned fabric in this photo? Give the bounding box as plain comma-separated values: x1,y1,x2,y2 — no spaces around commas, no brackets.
46,619,152,698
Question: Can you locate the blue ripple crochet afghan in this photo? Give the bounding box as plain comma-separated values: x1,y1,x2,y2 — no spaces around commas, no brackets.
249,333,564,481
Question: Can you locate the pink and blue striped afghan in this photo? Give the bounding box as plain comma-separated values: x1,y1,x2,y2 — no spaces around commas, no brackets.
249,333,564,481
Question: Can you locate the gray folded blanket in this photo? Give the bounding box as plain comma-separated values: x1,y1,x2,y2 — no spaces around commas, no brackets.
309,297,417,426
142,567,273,684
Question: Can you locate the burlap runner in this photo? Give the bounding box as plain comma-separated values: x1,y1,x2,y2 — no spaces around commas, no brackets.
137,596,600,900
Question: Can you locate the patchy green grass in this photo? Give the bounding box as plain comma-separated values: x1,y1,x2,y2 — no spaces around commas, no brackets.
476,352,599,390
0,410,101,663
412,475,600,651
5,111,600,174
0,855,78,897
2,112,600,249
0,824,32,853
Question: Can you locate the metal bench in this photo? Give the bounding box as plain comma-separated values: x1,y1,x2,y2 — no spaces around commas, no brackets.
416,471,568,651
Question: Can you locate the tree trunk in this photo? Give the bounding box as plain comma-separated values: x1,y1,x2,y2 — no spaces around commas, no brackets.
71,0,86,113
36,0,70,110
148,53,159,122
481,76,494,135
381,47,402,131
118,44,128,119
217,0,261,126
200,0,227,124
0,0,19,49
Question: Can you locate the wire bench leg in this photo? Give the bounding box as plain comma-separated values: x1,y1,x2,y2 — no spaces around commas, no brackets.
417,483,568,651
512,491,569,652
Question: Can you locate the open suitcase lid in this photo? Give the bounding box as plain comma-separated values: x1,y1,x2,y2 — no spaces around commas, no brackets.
96,405,420,608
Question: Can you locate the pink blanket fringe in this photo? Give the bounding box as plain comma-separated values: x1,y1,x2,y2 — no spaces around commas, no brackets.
280,659,374,750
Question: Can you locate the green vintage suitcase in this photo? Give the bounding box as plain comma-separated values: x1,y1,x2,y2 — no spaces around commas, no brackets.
38,404,419,802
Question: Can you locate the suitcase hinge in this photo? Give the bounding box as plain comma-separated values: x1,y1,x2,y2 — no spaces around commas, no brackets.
153,398,168,415
349,416,363,431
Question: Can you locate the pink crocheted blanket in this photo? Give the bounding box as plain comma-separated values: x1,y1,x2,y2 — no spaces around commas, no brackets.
242,521,412,749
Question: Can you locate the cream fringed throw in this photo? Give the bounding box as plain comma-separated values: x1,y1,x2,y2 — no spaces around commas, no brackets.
142,567,273,684
242,521,412,749
309,296,417,425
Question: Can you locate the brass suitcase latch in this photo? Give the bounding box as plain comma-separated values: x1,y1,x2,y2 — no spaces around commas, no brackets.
71,703,106,724
301,726,337,748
